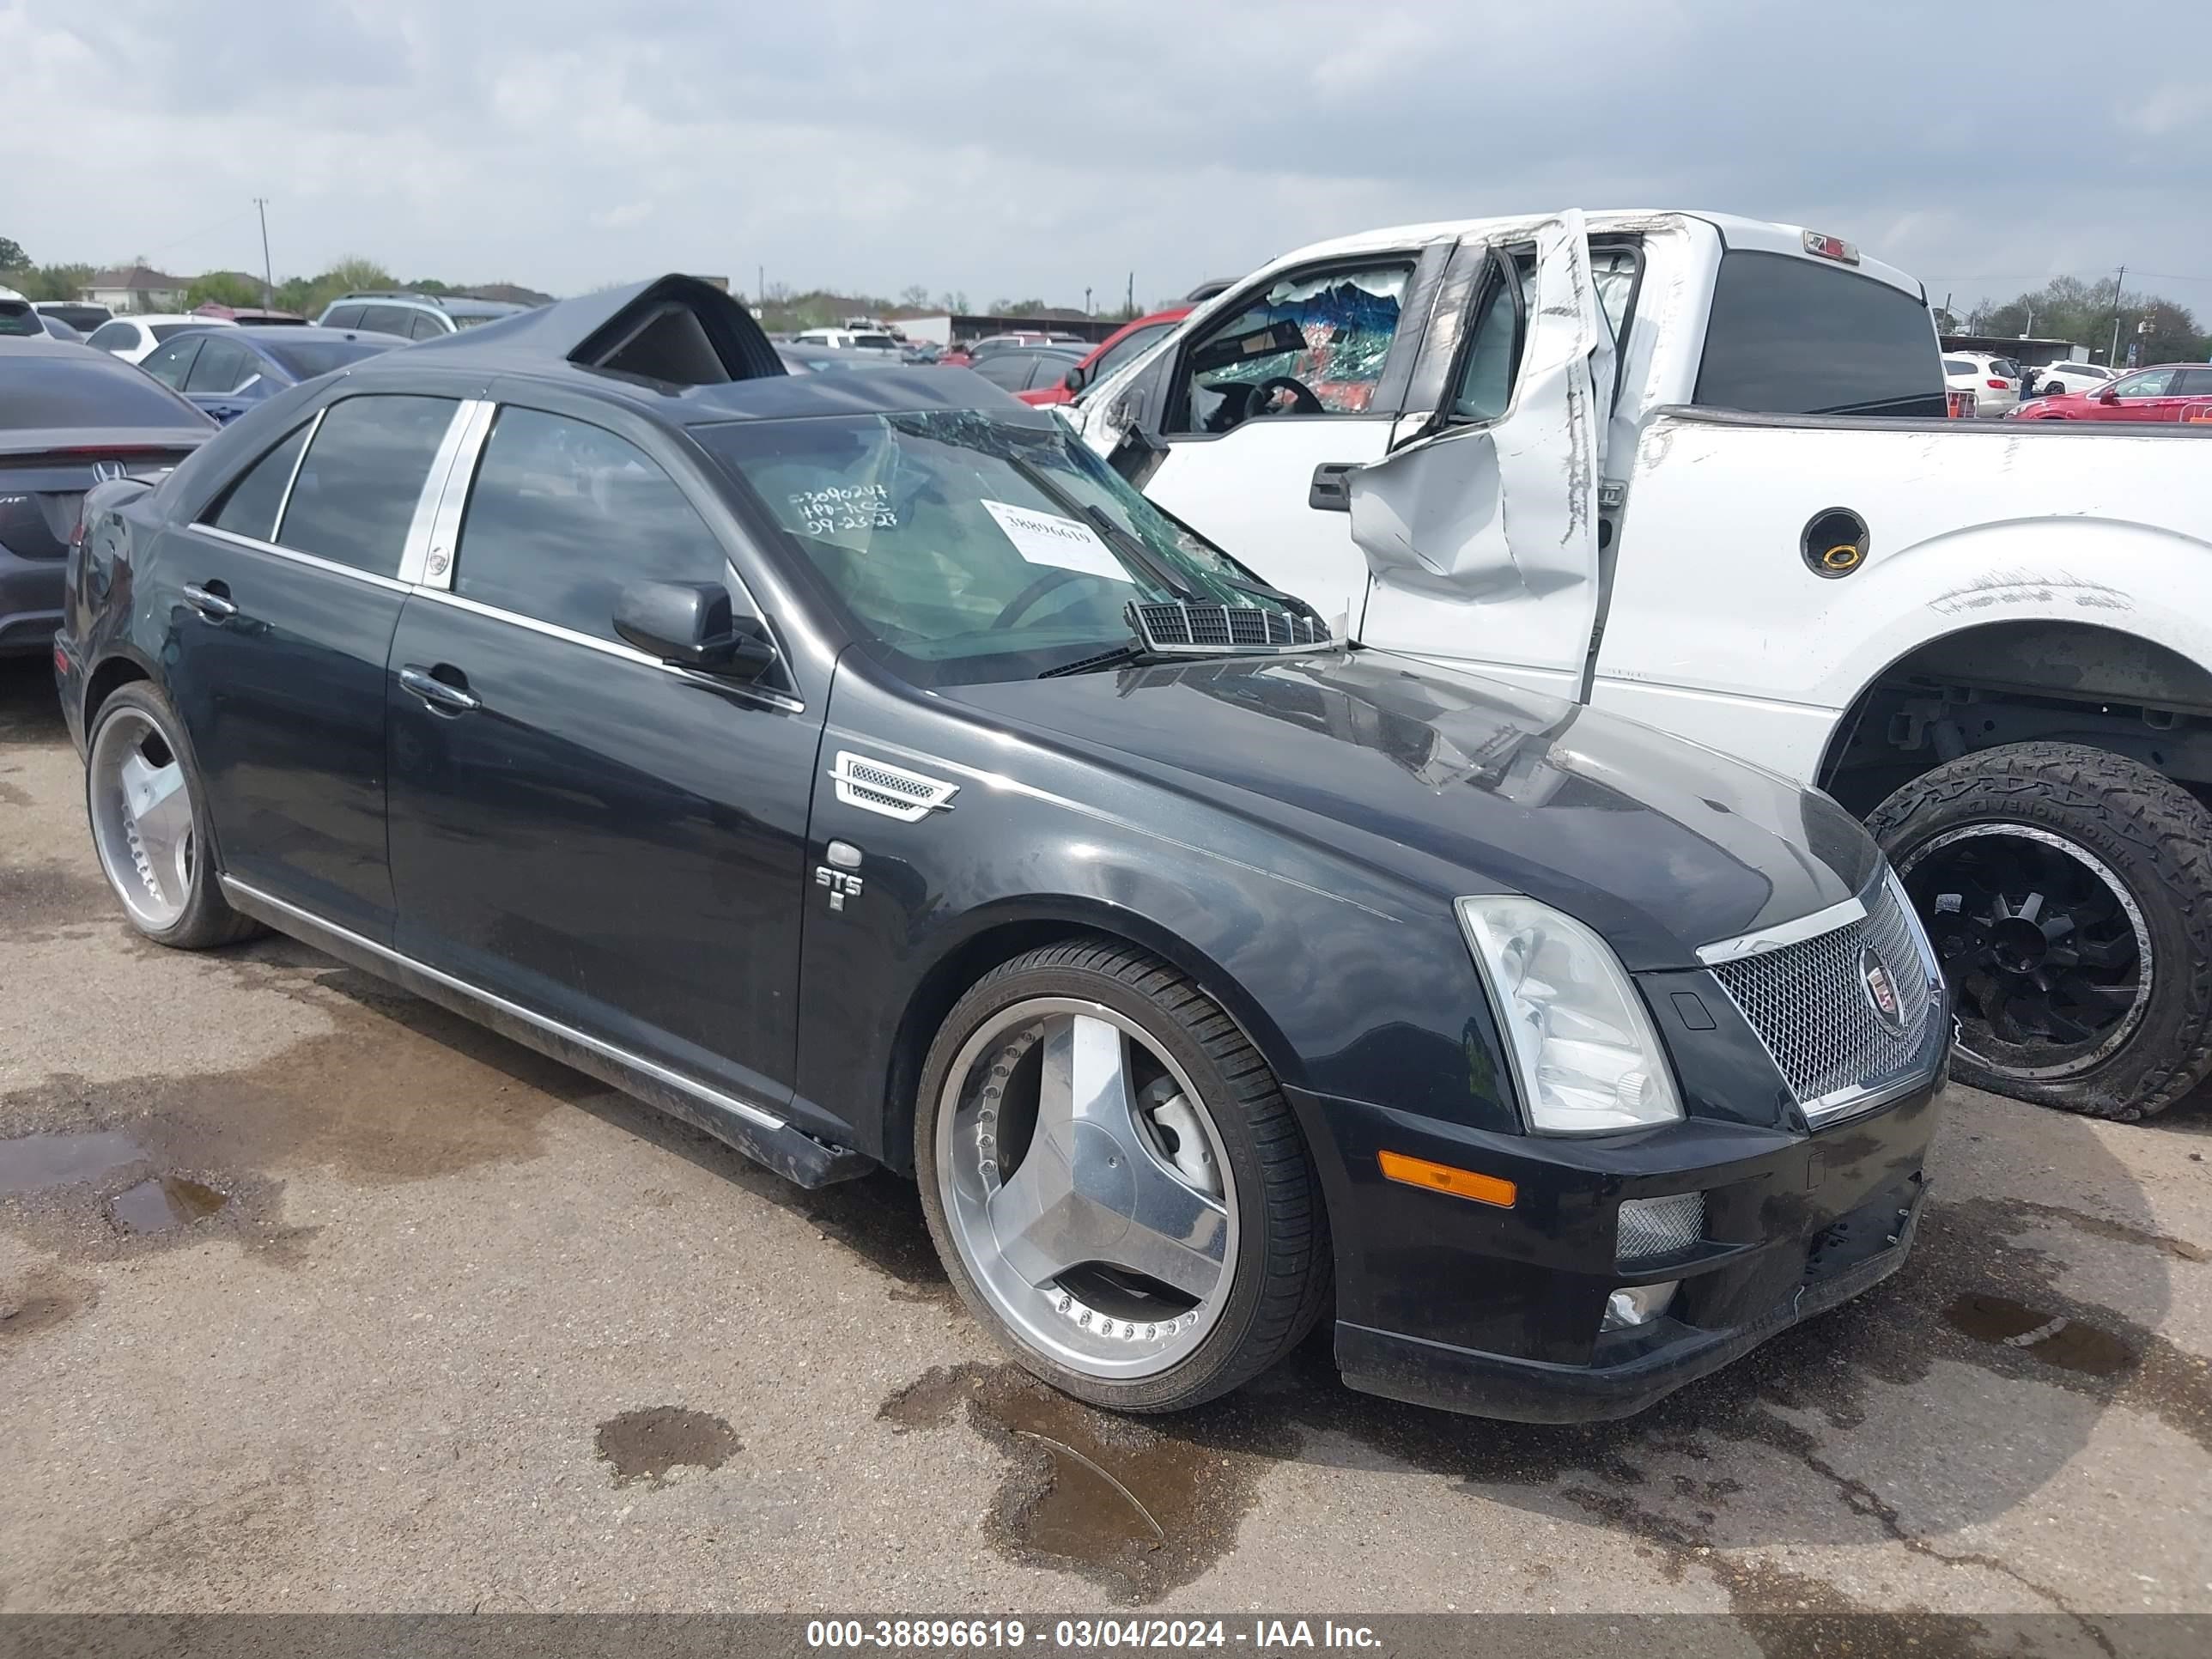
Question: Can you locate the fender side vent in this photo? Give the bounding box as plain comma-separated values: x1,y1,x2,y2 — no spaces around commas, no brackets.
830,751,958,823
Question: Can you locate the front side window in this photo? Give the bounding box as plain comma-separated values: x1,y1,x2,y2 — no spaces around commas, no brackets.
207,422,312,540
700,407,1291,684
0,302,40,337
1695,251,1945,417
86,321,138,353
278,395,458,577
452,407,726,641
323,305,365,329
971,352,1040,391
1169,260,1413,434
2112,369,2174,398
140,337,203,390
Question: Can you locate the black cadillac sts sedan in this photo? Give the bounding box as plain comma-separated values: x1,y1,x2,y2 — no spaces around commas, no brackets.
55,277,1949,1422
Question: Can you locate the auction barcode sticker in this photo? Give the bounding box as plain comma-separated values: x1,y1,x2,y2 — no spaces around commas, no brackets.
981,499,1127,581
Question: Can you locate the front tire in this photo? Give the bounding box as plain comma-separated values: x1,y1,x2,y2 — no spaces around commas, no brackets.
1868,742,2212,1119
84,683,259,951
915,938,1330,1412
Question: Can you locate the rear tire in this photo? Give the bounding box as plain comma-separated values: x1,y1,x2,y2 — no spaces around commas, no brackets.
915,937,1331,1412
1868,742,2212,1119
84,683,259,951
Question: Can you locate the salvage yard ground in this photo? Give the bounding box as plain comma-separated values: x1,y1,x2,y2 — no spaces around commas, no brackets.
1,655,2209,1637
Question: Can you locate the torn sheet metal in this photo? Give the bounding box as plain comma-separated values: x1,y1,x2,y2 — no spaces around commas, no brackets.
1347,213,1608,605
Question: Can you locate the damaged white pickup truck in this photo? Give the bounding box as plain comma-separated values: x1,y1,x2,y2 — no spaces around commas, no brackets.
1073,209,2212,1120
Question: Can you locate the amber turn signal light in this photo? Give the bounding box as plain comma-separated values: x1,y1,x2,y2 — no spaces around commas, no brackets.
1377,1151,1516,1208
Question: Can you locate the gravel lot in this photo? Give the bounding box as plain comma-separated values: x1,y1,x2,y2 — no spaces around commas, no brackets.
3,654,2209,1640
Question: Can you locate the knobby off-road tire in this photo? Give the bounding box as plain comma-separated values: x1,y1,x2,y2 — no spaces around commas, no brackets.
1869,741,2212,1119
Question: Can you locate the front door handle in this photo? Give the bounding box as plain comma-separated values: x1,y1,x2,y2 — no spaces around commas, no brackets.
1309,462,1357,512
398,664,482,714
181,582,238,622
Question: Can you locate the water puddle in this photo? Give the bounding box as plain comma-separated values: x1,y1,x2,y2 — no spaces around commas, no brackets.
1942,1292,2136,1377
108,1176,228,1233
594,1407,740,1489
880,1363,1260,1600
0,1128,147,1194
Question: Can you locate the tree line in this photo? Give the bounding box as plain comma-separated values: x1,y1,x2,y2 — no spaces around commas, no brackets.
1937,274,2207,366
0,240,547,320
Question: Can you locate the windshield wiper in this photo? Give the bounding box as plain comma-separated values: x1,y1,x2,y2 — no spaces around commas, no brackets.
1036,638,1168,678
1075,504,1208,601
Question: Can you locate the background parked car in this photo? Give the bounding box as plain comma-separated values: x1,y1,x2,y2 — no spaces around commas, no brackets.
2010,362,2212,422
0,288,43,337
789,327,900,354
0,336,213,656
33,300,113,333
2031,361,2115,397
137,325,398,422
82,313,234,365
775,343,904,374
1942,350,2020,417
1019,307,1191,406
191,304,307,326
315,290,529,339
966,343,1085,397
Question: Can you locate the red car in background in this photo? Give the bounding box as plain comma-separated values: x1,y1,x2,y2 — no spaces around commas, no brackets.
2012,362,2212,422
1017,307,1191,405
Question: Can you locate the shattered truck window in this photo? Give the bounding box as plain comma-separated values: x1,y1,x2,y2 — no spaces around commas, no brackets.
1177,262,1411,434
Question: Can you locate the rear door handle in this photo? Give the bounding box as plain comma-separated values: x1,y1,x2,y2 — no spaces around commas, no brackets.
398,664,482,714
1309,462,1357,512
181,582,238,622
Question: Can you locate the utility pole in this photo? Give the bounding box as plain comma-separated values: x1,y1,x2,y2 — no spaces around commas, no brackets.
1084,286,1092,315
253,198,273,307
2107,264,2126,367
757,264,764,307
1125,270,1133,315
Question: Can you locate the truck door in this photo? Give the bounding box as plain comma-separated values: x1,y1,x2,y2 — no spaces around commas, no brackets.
1347,213,1612,701
1080,244,1447,631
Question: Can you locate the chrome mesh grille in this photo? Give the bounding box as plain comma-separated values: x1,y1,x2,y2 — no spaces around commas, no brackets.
1709,879,1936,1115
829,752,958,823
1131,601,1327,651
1616,1193,1705,1262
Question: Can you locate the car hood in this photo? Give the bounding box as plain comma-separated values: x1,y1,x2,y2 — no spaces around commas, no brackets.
939,649,1878,971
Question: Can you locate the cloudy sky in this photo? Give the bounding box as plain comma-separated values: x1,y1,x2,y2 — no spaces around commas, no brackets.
7,0,2209,316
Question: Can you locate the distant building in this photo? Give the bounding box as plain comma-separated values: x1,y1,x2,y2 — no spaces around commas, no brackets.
79,266,191,313
1940,332,2094,369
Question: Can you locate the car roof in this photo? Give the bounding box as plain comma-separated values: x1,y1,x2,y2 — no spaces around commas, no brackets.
352,273,1035,428
1258,209,1924,301
105,313,235,327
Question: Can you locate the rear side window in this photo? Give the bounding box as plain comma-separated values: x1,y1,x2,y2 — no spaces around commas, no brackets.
358,305,414,337
85,321,139,353
278,395,457,577
207,422,312,540
0,302,40,337
185,338,254,393
971,352,1037,391
450,406,727,641
1695,251,1945,418
406,310,447,341
1942,357,1974,374
140,337,204,390
323,305,365,329
2176,368,2212,395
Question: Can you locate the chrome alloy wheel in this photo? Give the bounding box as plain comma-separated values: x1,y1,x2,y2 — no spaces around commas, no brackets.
88,707,198,932
935,997,1238,1381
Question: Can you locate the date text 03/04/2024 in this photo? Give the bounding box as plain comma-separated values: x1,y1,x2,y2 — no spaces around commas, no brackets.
803,1619,1383,1650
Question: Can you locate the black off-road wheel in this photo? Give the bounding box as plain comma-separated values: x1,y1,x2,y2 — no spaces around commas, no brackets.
915,938,1332,1413
1868,742,2212,1120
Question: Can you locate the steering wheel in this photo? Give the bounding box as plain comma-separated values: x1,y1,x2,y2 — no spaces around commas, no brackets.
1245,375,1326,417
991,568,1109,629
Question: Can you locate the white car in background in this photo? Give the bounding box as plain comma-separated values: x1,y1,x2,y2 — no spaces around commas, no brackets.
2031,360,2115,397
1942,350,2020,417
82,314,234,365
789,326,900,354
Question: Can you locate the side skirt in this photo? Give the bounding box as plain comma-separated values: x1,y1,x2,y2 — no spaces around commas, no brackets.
220,877,875,1190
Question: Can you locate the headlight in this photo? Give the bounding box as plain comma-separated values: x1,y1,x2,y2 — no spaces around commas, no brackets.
1456,895,1684,1134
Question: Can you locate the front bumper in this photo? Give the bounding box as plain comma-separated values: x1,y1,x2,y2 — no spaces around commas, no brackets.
0,543,64,658
1297,1053,1944,1424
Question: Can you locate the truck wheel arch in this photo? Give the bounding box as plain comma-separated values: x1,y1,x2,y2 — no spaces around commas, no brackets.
1818,618,2212,814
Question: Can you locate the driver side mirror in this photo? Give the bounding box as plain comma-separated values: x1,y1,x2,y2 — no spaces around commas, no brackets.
2097,386,2120,404
1061,364,1086,395
613,580,777,679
